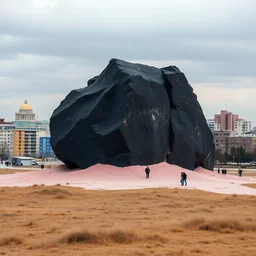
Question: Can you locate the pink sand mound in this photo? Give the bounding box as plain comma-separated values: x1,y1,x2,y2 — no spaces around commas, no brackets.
0,163,255,195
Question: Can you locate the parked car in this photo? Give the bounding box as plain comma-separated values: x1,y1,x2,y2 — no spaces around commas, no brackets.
249,161,256,166
32,160,39,165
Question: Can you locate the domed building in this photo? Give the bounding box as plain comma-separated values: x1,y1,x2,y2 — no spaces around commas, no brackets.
12,100,52,158
15,100,36,122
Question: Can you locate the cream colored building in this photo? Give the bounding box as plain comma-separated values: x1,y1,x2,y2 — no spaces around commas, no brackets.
15,100,36,122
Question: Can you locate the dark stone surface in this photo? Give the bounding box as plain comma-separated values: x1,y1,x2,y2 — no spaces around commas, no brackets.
87,76,99,86
50,59,214,170
161,66,215,170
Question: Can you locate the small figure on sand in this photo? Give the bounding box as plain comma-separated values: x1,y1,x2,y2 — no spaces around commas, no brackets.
145,166,150,179
238,167,243,177
217,168,220,174
180,172,187,186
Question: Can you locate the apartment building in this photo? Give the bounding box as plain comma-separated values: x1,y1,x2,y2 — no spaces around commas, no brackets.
0,118,15,157
234,119,252,136
214,131,256,154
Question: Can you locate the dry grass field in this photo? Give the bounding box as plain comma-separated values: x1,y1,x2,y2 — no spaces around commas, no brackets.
243,183,256,189
0,166,57,175
0,169,38,175
0,185,255,256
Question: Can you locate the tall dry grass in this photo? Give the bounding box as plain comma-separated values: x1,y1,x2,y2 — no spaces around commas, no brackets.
0,235,23,246
59,229,140,244
39,187,71,195
184,217,256,232
38,228,168,248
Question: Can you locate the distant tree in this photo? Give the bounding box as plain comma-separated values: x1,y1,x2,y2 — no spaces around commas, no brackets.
230,146,239,162
0,141,9,159
251,148,256,161
215,149,226,163
227,146,252,163
239,146,246,162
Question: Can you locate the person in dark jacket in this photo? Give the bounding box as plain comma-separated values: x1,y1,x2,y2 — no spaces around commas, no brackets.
180,172,184,186
183,172,187,186
180,172,187,186
145,166,150,179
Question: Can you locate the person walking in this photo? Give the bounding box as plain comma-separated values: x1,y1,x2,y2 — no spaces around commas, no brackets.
238,167,242,177
145,166,150,179
183,172,187,186
180,172,184,186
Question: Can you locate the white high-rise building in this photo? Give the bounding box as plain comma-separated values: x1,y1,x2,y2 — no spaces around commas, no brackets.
207,119,221,132
214,123,221,131
234,119,252,136
206,119,215,132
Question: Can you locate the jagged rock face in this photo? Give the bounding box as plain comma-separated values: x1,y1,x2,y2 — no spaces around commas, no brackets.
50,59,215,170
161,67,215,170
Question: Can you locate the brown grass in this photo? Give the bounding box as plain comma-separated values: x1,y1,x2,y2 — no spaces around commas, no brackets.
184,217,256,232
0,235,23,246
243,183,256,189
58,229,140,244
0,186,255,256
0,166,59,175
0,168,38,175
38,187,71,196
37,228,168,249
146,234,168,244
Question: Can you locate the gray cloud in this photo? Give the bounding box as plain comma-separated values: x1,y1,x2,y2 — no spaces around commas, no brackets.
0,0,256,124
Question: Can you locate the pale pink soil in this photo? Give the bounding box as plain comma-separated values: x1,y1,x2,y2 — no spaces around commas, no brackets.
0,162,255,195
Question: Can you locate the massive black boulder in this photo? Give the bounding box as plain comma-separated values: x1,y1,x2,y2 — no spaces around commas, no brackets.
50,59,214,170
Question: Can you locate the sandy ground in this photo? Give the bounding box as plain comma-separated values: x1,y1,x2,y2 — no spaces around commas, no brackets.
0,186,255,256
0,162,256,195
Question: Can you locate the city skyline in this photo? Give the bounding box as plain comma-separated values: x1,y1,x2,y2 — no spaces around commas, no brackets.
0,0,256,124
2,98,255,130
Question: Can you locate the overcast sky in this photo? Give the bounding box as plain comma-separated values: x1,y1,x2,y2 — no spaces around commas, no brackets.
0,0,255,125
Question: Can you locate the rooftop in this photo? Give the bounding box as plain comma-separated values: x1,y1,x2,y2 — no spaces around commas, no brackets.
12,156,35,160
19,100,32,111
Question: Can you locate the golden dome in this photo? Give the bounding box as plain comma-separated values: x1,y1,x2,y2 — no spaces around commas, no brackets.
20,100,32,111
